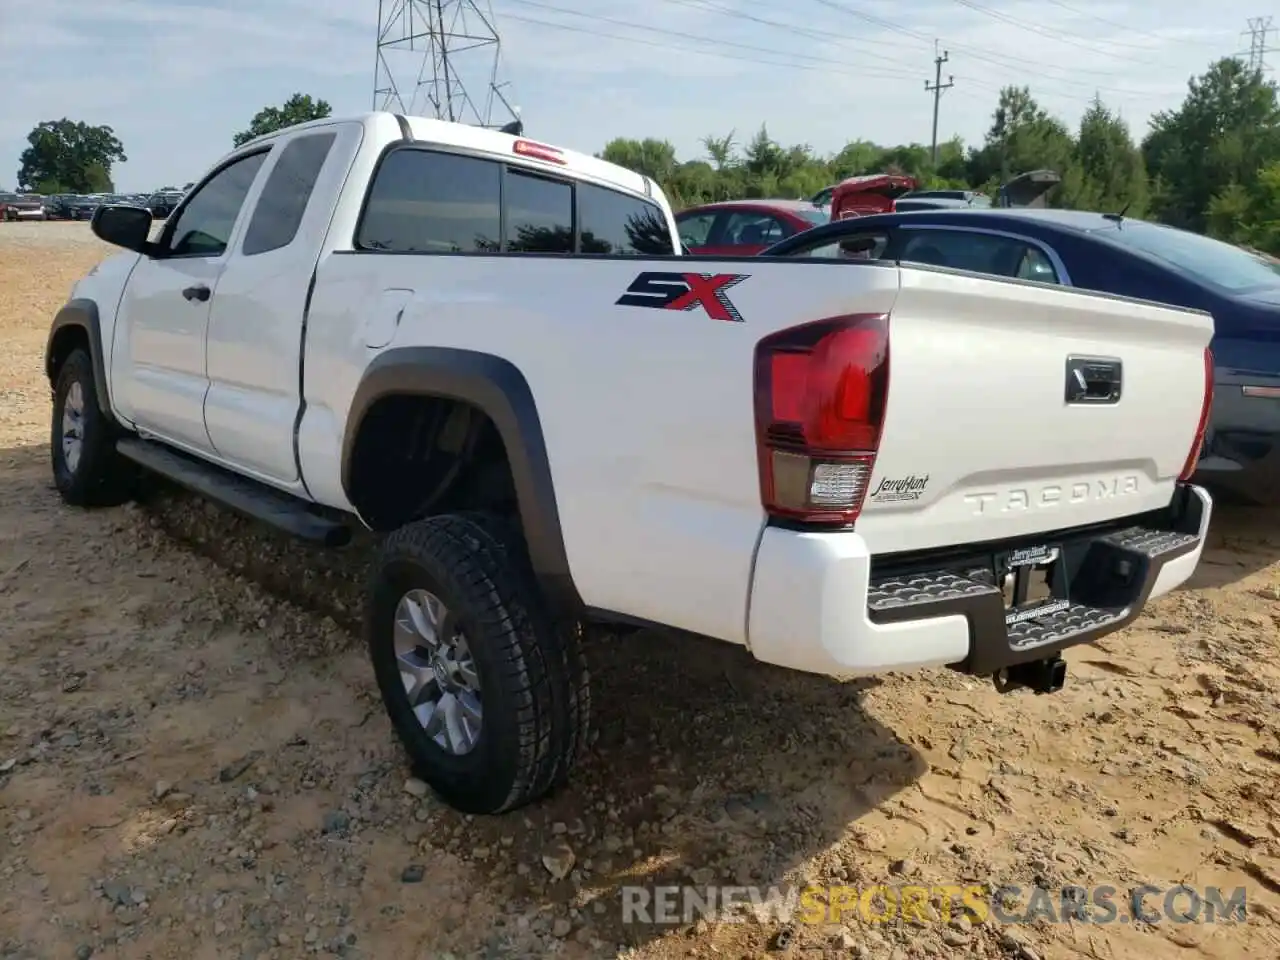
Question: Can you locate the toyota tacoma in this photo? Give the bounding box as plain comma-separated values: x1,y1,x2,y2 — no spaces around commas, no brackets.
46,112,1214,814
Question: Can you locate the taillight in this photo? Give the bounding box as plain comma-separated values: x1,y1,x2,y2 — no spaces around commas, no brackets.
753,314,890,527
1179,346,1214,482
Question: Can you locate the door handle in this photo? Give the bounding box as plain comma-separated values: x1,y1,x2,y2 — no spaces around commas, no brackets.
182,285,211,302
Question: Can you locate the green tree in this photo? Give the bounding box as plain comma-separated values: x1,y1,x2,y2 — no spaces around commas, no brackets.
598,138,678,183
587,68,1280,256
232,93,332,148
1066,96,1149,216
1143,58,1280,231
967,86,1078,195
16,119,126,193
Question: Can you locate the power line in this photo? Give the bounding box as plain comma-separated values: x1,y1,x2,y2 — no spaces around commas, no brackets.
1034,0,1235,48
657,0,1182,99
498,10,922,83
497,0,1185,121
948,0,1178,65
501,0,933,82
799,0,1182,89
925,46,954,165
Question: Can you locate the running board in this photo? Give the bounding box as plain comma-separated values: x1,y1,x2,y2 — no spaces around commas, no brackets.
116,437,352,547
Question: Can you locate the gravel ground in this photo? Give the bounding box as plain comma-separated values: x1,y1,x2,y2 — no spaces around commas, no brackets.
2,222,1280,960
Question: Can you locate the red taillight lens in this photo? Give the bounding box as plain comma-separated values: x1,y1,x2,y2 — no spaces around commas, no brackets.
1179,346,1214,482
754,314,890,526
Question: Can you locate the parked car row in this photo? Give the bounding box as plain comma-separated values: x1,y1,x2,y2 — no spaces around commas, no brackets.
676,171,1063,256
0,189,187,222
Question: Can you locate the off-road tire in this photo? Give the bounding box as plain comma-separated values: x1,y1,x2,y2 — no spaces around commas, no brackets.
51,348,135,507
367,512,590,814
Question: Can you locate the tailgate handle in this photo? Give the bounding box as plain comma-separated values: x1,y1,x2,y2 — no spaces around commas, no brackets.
1065,356,1122,405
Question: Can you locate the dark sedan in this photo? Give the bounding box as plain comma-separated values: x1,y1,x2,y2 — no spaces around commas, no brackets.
762,208,1280,504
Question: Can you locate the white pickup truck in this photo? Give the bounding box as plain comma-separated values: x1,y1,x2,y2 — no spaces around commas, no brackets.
47,112,1214,815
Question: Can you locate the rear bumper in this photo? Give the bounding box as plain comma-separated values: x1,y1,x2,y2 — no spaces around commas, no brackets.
745,484,1211,678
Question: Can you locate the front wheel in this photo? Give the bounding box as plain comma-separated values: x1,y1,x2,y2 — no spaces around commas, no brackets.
366,513,590,814
51,348,135,506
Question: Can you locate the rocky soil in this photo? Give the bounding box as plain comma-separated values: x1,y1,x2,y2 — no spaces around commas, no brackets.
2,222,1279,959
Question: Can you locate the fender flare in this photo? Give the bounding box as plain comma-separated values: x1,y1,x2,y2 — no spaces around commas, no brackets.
45,298,118,429
342,346,582,617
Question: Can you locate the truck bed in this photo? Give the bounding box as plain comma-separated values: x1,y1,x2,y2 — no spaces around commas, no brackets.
301,252,1212,642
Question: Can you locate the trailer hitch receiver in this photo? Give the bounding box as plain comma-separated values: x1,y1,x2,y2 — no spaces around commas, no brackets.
993,656,1066,695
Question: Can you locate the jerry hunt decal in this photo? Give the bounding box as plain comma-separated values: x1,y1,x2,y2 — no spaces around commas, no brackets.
869,474,929,503
616,272,749,323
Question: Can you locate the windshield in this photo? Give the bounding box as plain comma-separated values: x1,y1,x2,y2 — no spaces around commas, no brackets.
1100,220,1280,292
796,207,829,226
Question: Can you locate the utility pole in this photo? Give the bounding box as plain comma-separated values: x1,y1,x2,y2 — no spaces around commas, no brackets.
1241,16,1276,72
925,46,954,167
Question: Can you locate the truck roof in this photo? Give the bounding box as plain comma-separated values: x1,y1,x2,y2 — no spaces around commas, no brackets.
237,112,655,203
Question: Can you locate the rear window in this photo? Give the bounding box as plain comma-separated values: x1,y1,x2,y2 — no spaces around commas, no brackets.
356,146,675,256
795,207,828,226
1099,220,1280,293
505,170,573,253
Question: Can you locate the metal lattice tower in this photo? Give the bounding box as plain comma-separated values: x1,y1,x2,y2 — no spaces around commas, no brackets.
373,0,520,129
1242,16,1276,72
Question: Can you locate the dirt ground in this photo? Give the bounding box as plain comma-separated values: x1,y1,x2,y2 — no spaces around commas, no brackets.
2,222,1280,960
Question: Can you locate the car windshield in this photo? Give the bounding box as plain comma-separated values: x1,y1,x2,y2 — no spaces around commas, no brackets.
796,207,828,226
1099,220,1280,292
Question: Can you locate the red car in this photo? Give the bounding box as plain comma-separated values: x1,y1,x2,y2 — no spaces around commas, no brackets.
674,200,828,256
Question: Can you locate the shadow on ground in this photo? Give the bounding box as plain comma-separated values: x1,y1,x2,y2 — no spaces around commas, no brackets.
3,439,927,954
1181,502,1280,591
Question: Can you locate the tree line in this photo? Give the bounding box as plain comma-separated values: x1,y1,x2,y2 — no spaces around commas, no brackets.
600,58,1280,254
12,95,332,196
11,59,1279,252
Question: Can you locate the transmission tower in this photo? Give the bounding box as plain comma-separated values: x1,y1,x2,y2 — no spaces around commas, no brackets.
373,0,520,129
1241,16,1276,72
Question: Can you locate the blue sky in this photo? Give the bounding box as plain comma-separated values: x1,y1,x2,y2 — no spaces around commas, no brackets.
0,0,1262,192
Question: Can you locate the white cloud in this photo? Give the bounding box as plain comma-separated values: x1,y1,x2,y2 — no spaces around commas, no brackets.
0,0,1261,189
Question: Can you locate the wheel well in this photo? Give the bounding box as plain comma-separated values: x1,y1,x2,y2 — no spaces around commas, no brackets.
46,324,90,385
346,394,518,532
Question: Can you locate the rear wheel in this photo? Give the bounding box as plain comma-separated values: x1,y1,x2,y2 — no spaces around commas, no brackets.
367,513,589,814
51,348,135,506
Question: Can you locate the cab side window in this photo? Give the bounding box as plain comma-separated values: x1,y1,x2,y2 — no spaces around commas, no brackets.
241,133,337,256
165,152,268,258
579,183,676,256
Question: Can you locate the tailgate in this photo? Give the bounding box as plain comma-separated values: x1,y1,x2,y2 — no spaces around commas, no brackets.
855,267,1212,554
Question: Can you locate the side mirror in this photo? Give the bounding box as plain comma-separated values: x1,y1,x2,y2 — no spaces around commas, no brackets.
91,205,153,253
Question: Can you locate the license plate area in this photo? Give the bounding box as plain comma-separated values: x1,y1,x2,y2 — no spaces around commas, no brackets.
998,544,1070,626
